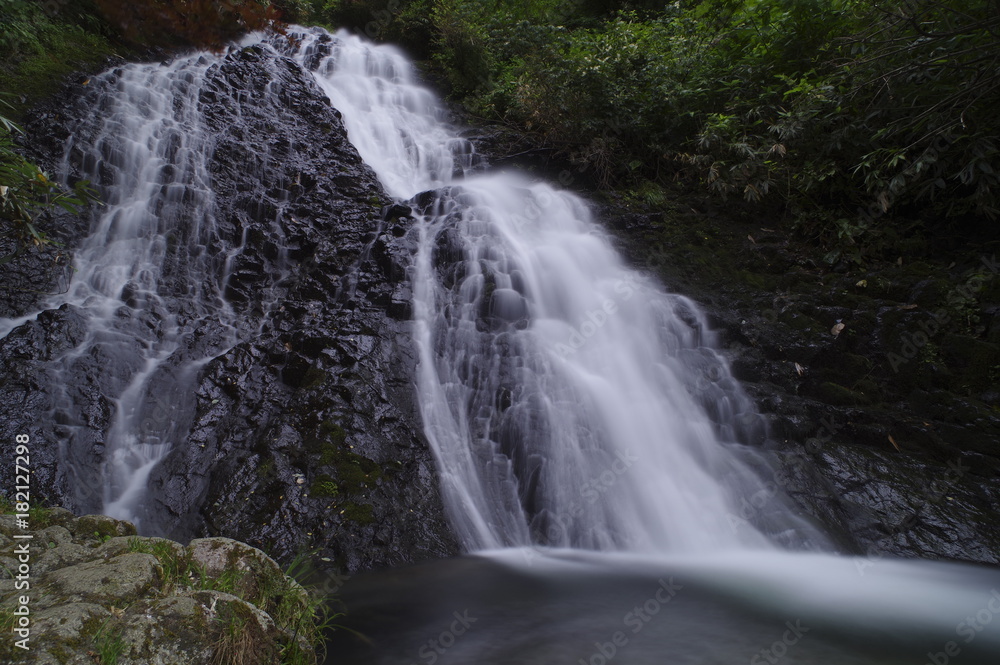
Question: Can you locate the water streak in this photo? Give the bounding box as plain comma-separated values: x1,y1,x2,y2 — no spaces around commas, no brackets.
1,52,242,528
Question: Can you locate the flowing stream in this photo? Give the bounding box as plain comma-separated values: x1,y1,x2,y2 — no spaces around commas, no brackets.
0,50,250,526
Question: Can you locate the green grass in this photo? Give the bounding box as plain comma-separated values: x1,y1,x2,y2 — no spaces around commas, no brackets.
0,495,58,528
92,617,127,665
126,538,335,664
0,2,123,119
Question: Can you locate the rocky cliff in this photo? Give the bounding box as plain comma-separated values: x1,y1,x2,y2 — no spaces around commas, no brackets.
0,42,457,576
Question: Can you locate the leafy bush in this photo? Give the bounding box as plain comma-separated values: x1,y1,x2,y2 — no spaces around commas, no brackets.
416,0,1000,253
0,107,96,262
0,0,118,115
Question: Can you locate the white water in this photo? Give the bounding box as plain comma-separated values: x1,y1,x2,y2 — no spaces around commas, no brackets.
288,28,826,554
0,50,247,526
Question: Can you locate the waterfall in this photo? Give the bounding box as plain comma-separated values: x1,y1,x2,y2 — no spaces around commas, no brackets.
286,28,827,553
60,53,244,526
0,25,821,548
0,49,249,528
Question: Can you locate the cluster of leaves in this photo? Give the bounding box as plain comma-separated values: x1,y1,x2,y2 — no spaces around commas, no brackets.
0,107,96,263
376,0,1000,256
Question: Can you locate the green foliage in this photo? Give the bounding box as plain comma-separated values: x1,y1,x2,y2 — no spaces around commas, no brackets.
411,0,1000,256
310,474,340,497
125,538,335,665
0,0,119,116
0,105,97,262
92,617,127,665
0,495,59,527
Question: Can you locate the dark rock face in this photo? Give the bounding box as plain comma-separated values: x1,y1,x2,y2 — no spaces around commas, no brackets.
0,44,457,573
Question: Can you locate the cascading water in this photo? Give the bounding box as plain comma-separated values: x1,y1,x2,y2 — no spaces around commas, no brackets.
0,51,243,528
286,27,826,554
284,29,1000,665
63,54,244,525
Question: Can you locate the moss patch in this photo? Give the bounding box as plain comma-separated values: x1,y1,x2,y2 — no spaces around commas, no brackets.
340,502,375,525
812,381,872,406
309,474,339,498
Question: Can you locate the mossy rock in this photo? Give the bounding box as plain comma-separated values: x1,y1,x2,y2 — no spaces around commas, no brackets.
73,514,137,540
44,553,160,606
813,351,874,386
0,509,320,664
340,502,375,525
310,474,340,498
305,419,349,465
301,365,328,389
319,419,347,446
331,451,382,492
939,333,1000,392
186,537,298,612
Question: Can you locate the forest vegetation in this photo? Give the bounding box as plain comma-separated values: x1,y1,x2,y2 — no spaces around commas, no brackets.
2,0,999,261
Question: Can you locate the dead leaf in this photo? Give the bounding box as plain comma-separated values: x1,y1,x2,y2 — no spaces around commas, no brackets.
760,227,776,232
831,322,846,337
747,234,756,244
855,279,867,288
897,257,903,266
794,362,805,376
899,304,918,310
888,434,900,452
